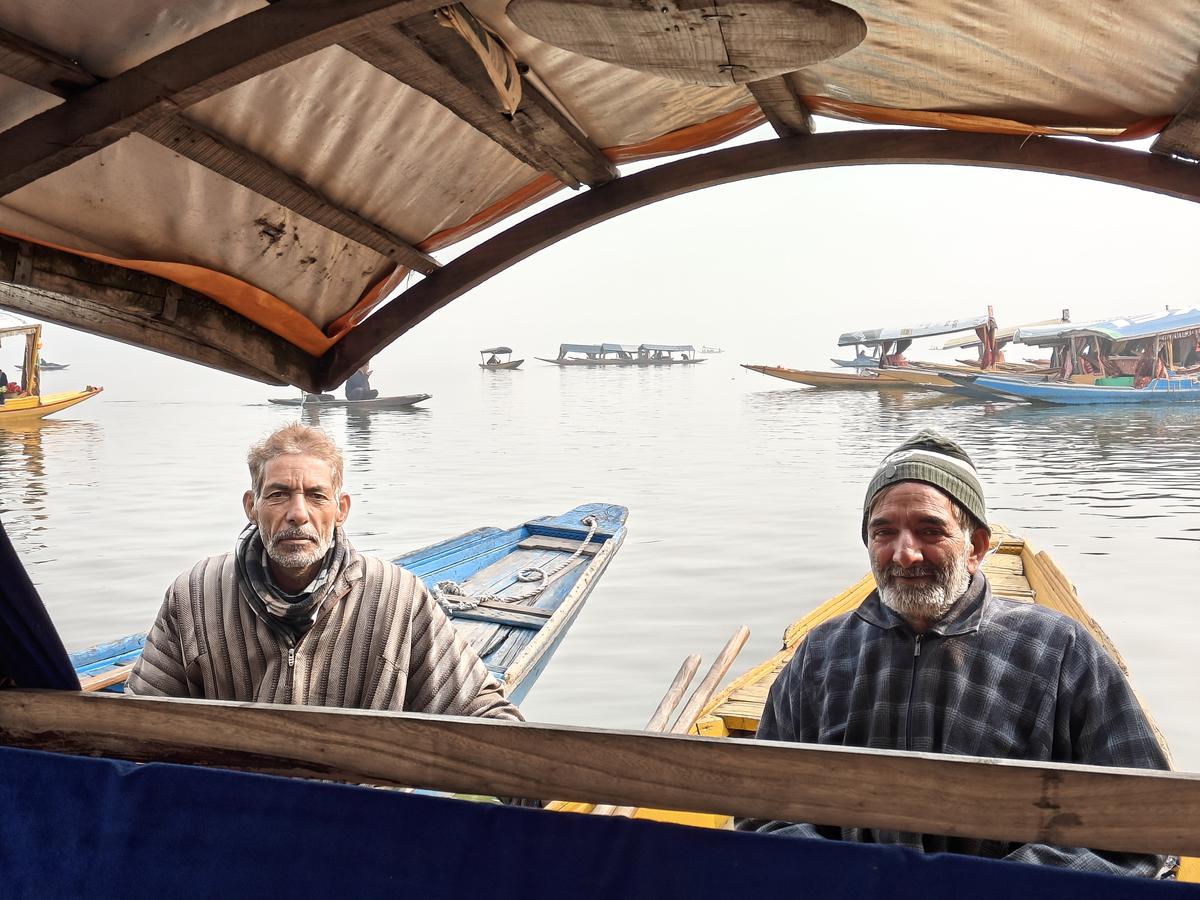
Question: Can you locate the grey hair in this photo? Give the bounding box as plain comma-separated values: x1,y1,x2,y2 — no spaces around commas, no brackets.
247,422,344,498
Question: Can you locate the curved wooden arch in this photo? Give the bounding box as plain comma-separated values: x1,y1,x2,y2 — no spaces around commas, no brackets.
321,129,1200,386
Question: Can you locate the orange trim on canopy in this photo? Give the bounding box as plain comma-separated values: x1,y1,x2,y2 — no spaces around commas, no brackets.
605,104,767,162
805,97,1170,141
417,173,564,255
0,227,335,356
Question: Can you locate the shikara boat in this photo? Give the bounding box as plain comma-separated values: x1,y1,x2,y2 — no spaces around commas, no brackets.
15,358,68,371
69,503,627,704
267,392,431,409
479,346,523,369
4,1,1200,895
536,343,639,366
0,322,101,422
637,344,703,365
742,363,917,389
948,372,1200,405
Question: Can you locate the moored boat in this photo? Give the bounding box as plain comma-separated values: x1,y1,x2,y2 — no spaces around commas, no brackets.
0,322,101,422
636,344,703,365
949,372,1200,405
267,393,431,409
479,346,523,369
536,343,639,366
742,363,917,389
69,503,627,704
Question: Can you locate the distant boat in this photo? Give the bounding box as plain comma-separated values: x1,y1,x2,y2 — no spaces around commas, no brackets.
70,503,629,704
945,372,1200,405
268,393,431,409
1,323,100,422
636,344,703,366
536,343,638,366
700,346,724,354
15,358,69,371
479,346,523,370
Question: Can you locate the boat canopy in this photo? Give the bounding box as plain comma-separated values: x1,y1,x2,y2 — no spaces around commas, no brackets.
0,4,1199,389
838,315,994,347
939,316,1069,350
1015,308,1200,347
479,346,512,355
558,344,604,356
601,343,639,354
639,344,695,353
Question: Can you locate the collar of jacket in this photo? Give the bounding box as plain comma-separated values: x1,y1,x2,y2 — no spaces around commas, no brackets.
854,569,991,637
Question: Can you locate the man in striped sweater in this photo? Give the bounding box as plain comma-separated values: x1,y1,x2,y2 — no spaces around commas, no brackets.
126,423,521,722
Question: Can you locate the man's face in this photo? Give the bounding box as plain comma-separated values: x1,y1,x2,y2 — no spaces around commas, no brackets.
242,454,350,581
866,482,988,625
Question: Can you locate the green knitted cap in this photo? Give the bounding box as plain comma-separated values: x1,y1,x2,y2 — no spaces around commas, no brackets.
861,429,989,544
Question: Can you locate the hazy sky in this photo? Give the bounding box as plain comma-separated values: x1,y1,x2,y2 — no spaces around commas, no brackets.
7,118,1200,402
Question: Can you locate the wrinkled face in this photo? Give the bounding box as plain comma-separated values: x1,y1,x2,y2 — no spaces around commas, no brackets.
866,482,988,626
243,454,350,582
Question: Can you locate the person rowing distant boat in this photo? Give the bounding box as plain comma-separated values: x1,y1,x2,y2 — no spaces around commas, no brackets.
126,423,522,724
345,360,379,401
739,430,1173,879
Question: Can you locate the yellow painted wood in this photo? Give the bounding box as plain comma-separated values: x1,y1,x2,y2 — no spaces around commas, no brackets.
0,387,102,421
1178,856,1200,882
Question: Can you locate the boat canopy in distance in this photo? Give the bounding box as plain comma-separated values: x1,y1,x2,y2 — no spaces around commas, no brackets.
639,344,695,354
0,3,1199,390
1015,308,1200,347
559,344,605,357
480,346,513,355
838,315,994,347
602,344,639,354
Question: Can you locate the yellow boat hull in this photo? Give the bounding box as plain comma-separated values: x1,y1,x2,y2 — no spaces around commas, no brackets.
741,364,915,389
0,387,103,422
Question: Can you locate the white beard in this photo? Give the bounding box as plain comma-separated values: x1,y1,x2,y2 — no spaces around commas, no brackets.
262,523,333,572
874,540,972,624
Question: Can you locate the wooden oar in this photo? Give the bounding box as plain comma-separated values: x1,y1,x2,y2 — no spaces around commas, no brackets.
590,654,701,817
599,626,750,818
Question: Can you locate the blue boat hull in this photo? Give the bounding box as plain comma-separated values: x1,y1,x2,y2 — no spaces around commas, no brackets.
953,374,1200,405
70,503,628,702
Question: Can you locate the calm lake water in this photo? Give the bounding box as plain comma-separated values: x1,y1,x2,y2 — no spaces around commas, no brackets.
3,360,1199,769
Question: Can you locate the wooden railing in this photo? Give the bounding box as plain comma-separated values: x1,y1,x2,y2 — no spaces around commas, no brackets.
1,689,1197,857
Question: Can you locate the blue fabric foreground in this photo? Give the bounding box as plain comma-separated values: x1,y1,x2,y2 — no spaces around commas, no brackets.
0,746,1192,899
0,517,79,689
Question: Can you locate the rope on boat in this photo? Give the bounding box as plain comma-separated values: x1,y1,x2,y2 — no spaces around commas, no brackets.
432,515,600,614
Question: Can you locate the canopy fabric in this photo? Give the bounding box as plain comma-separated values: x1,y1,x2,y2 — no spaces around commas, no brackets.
639,344,694,353
601,343,639,353
479,345,512,354
558,343,604,355
1015,307,1200,346
0,3,1197,387
1,745,1178,899
939,317,1069,350
838,315,993,347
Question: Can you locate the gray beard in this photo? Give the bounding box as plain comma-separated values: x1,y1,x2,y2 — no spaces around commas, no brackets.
262,524,333,572
873,541,972,624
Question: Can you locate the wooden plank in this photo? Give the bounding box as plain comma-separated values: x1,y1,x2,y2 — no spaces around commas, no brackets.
0,0,444,197
1152,83,1200,162
0,26,99,96
1,689,1198,857
0,238,316,388
517,536,601,556
448,606,547,630
139,117,439,274
78,666,132,692
747,76,813,137
342,22,615,189
318,130,1200,386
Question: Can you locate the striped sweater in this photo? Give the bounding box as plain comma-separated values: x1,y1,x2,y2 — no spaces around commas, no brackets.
126,547,521,720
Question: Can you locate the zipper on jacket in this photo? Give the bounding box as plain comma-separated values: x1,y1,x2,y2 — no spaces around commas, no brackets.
287,647,295,668
904,634,923,750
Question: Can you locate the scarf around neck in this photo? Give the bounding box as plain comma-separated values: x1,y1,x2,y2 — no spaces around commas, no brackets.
234,522,349,645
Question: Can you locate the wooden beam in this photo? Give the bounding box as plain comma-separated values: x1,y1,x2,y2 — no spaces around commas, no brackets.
747,77,812,137
343,19,617,189
1,690,1197,857
0,28,439,276
320,130,1200,385
0,0,444,198
139,117,439,274
0,26,99,96
1151,84,1200,162
0,237,318,388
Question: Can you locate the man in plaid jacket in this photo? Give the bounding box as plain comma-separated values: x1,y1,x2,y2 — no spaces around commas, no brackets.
739,430,1171,878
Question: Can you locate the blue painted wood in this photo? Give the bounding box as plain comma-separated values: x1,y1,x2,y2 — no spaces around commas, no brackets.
957,373,1200,405
71,503,629,703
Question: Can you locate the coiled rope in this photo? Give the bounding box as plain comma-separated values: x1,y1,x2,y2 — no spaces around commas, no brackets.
433,514,599,614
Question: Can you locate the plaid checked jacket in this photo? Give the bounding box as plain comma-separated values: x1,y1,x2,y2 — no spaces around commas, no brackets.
739,571,1171,878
